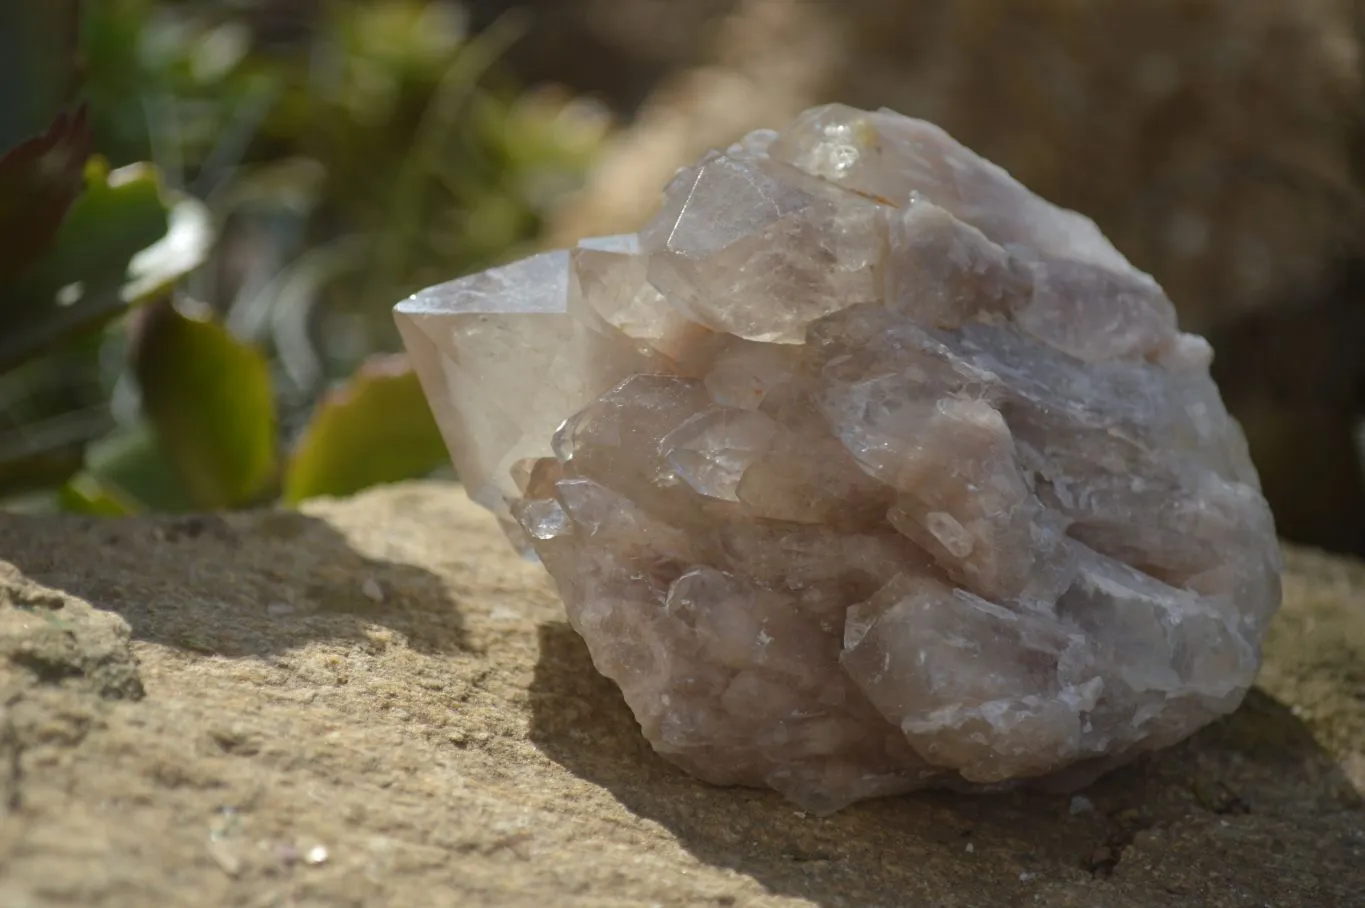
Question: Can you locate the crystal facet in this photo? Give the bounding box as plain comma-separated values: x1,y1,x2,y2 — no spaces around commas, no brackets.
396,103,1282,814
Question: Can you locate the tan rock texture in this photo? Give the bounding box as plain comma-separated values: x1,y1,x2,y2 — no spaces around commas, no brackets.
0,482,1361,907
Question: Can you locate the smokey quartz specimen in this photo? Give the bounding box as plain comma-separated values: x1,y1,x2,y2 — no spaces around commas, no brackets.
395,104,1282,814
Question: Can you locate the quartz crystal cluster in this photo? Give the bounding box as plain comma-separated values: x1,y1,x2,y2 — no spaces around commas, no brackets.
396,104,1282,813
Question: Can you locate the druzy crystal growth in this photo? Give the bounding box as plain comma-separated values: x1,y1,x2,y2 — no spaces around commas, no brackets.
396,104,1282,813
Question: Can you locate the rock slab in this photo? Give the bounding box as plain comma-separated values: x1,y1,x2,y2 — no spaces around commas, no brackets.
0,483,1361,907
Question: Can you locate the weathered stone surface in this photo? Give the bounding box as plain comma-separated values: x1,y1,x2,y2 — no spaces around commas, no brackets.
397,106,1281,812
0,484,1360,906
0,563,144,704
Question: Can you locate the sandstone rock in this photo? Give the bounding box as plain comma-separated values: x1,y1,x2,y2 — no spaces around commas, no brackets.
0,483,1359,906
0,563,144,704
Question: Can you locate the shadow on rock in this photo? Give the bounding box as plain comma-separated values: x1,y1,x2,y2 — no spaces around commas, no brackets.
0,508,468,657
528,621,1363,907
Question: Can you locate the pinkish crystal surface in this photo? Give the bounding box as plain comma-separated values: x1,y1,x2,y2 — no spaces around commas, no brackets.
395,104,1282,814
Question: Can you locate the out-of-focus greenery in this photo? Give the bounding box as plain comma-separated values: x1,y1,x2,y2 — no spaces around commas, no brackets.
0,0,608,514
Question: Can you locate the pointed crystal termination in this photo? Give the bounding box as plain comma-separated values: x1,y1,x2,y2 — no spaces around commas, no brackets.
395,103,1282,814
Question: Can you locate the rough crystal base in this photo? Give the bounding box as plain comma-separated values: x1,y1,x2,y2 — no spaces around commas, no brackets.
396,104,1282,814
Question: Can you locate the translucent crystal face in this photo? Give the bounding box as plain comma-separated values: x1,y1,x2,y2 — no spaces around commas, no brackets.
395,103,1282,814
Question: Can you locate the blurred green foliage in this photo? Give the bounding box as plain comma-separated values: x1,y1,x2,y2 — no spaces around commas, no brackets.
0,0,607,514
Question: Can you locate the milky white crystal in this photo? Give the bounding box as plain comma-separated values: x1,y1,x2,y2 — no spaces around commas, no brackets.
396,104,1282,814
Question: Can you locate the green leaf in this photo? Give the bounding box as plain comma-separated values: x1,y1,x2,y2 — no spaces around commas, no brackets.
0,0,82,153
0,106,92,282
65,423,196,515
131,301,279,510
0,160,214,374
0,0,85,281
79,0,158,166
282,354,447,504
0,326,111,497
59,472,136,517
0,407,101,500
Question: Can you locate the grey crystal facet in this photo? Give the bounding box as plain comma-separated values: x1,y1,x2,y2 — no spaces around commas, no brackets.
396,104,1282,814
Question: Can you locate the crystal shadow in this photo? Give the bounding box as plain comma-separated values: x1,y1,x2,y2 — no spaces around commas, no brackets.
0,507,468,657
528,619,1362,907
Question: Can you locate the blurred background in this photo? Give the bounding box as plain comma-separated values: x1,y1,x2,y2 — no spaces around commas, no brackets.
4,0,1365,556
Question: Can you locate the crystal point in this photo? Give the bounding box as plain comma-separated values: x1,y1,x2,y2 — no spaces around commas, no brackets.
397,104,1282,813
